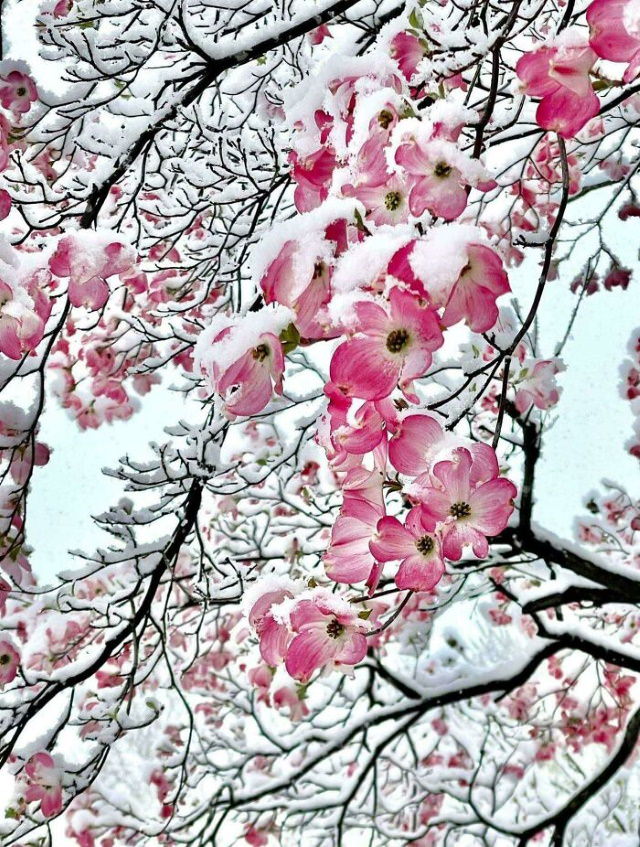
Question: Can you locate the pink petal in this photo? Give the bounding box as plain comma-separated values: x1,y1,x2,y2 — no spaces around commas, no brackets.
369,516,415,561
285,627,336,682
389,414,445,475
395,553,444,591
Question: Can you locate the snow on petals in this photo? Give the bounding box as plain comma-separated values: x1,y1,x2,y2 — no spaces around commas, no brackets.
195,305,294,417
24,752,63,818
49,234,137,310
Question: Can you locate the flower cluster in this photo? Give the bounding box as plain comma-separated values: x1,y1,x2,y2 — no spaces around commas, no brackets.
240,35,518,684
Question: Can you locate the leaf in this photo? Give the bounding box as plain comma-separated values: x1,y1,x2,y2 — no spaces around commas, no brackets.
280,322,301,354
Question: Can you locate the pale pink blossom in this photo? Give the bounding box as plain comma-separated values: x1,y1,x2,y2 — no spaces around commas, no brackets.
514,359,564,414
284,593,369,682
0,638,19,685
418,448,517,560
249,587,294,666
389,413,500,488
329,288,443,401
49,237,136,310
369,507,445,592
0,71,37,114
213,330,285,416
0,274,52,360
24,752,63,817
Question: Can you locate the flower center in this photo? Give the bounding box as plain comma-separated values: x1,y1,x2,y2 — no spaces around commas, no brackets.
252,343,269,362
0,653,10,665
434,161,452,178
449,501,471,519
16,87,26,97
326,619,345,639
415,534,434,556
386,328,410,353
384,191,402,211
378,109,394,129
313,261,325,278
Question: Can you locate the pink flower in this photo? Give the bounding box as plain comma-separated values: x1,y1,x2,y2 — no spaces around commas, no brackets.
0,189,11,220
441,244,510,333
49,237,136,310
260,238,337,339
588,0,640,83
0,577,10,614
273,685,309,721
409,238,510,334
324,468,385,584
514,359,564,414
24,752,63,818
214,330,285,416
370,507,445,592
389,413,500,492
308,24,332,45
0,71,37,114
284,593,369,682
418,448,517,560
249,587,294,666
0,638,19,685
390,32,428,81
290,147,336,212
395,138,470,220
244,825,269,847
516,33,600,138
343,170,409,226
0,277,50,360
329,288,443,401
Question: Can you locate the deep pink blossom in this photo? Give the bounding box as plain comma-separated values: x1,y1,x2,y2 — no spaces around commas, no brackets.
330,288,443,401
0,189,11,219
49,237,136,310
24,752,63,817
390,32,428,81
0,638,19,685
290,148,336,212
260,239,337,339
249,587,293,666
516,34,600,138
370,507,445,592
0,71,37,114
213,330,285,416
418,448,517,560
514,359,564,414
588,0,640,82
284,593,369,682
